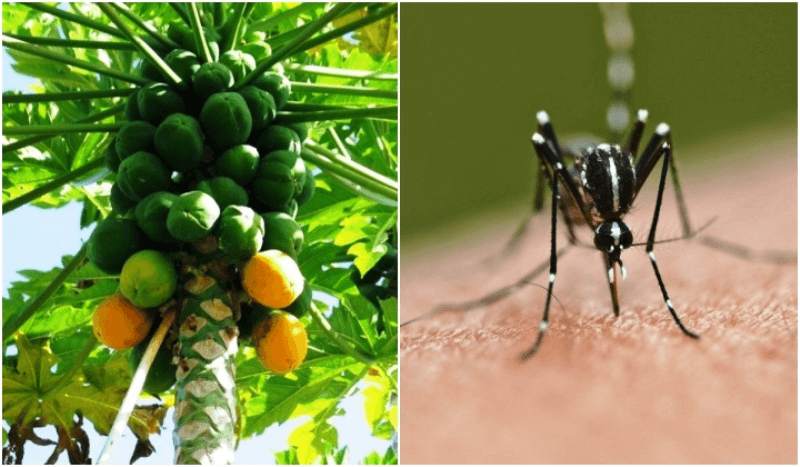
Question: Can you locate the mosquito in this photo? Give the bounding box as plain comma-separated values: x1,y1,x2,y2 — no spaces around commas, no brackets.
402,109,713,361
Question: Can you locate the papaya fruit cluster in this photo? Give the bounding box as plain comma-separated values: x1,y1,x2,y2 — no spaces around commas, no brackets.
90,23,315,390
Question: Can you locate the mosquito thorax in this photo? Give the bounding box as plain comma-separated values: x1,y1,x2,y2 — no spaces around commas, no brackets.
577,143,636,220
593,220,633,261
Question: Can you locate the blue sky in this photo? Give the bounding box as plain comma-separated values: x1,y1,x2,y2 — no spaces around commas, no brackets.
2,45,391,464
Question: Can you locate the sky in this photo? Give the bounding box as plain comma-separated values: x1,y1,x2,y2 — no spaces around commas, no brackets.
2,45,391,465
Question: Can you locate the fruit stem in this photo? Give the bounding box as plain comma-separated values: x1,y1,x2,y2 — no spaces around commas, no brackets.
220,2,247,53
188,2,214,63
289,82,397,100
2,33,136,51
236,3,353,89
110,2,182,51
3,89,135,104
301,146,397,203
3,103,125,153
284,63,397,81
97,309,177,465
288,3,398,57
279,105,397,123
1,35,148,86
2,241,92,342
303,140,398,192
364,119,396,169
96,3,187,91
2,122,123,136
282,101,351,112
24,2,126,39
309,302,378,365
3,158,106,214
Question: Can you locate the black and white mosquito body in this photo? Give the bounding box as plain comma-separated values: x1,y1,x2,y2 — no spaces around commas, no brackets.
521,109,699,360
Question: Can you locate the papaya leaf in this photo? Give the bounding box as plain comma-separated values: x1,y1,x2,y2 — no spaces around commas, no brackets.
362,372,390,434
288,418,339,464
2,334,87,428
239,357,362,438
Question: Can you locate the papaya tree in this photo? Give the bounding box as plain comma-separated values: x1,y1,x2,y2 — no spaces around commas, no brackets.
2,2,397,464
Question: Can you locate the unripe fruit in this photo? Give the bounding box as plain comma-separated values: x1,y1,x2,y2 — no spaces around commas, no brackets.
119,250,177,308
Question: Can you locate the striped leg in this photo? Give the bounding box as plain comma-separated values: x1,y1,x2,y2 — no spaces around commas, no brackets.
520,129,564,361
645,139,700,339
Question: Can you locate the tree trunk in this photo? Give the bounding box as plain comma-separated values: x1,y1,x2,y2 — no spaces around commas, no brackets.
173,264,239,464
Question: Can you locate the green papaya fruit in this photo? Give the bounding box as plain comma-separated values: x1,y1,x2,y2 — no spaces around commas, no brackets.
166,191,221,242
115,121,156,160
116,151,173,201
250,160,295,210
238,86,276,132
262,150,306,195
110,183,137,216
128,334,177,395
105,138,122,173
87,218,146,274
196,176,248,211
254,125,301,155
199,92,252,151
239,41,271,61
284,281,311,318
215,205,265,260
164,49,201,84
214,144,260,186
295,170,316,207
237,301,272,341
243,30,266,43
261,211,304,257
154,113,204,172
280,121,309,142
251,72,291,110
139,58,163,82
219,50,256,82
192,62,235,103
137,83,186,126
167,23,194,51
276,199,299,219
135,192,179,244
124,89,142,121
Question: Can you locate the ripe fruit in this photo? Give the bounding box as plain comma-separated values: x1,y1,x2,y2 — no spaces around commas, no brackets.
241,250,304,308
119,250,177,308
93,293,155,350
252,311,308,373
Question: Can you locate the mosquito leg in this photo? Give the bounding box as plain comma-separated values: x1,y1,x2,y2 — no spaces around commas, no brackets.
399,246,571,327
603,252,621,317
520,132,563,361
624,109,648,156
645,141,700,339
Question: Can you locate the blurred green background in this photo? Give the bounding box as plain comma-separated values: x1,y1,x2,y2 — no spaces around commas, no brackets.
399,3,797,239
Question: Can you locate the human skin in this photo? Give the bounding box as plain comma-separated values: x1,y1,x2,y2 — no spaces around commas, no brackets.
399,132,797,464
